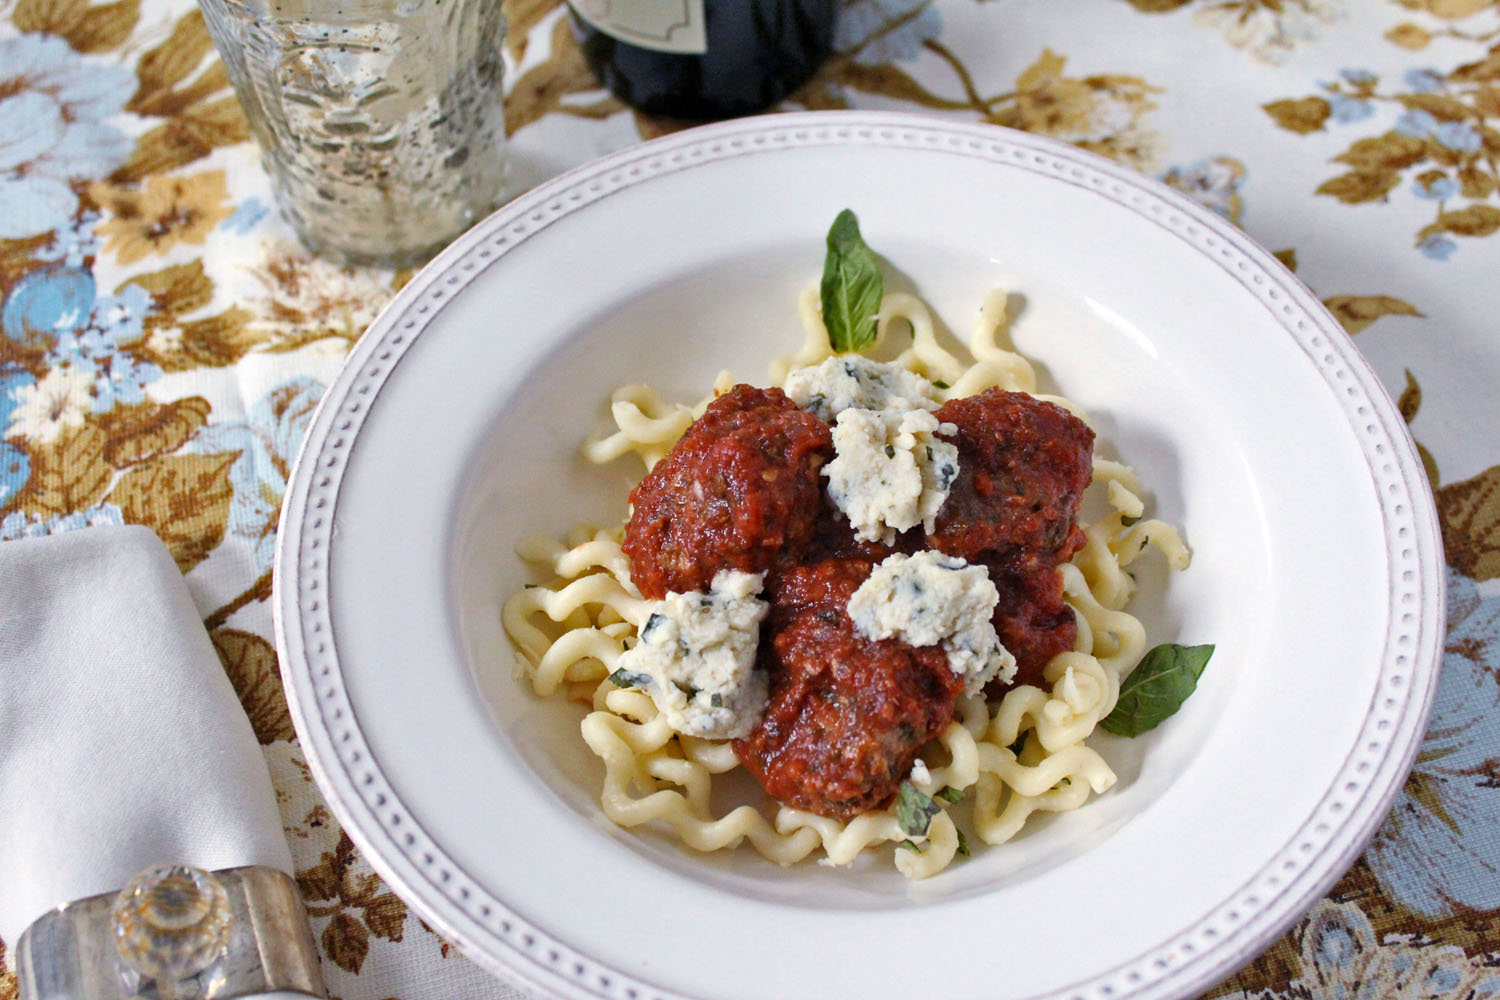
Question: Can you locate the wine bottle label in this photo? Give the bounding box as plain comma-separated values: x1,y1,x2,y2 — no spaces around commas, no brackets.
569,0,708,55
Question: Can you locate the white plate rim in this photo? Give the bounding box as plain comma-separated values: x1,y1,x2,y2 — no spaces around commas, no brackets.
273,110,1445,1000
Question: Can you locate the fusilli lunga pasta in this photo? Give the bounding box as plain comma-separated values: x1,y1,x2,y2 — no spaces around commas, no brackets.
501,289,1191,877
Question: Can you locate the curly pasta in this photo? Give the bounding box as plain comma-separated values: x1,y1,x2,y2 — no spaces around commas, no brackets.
500,290,1190,877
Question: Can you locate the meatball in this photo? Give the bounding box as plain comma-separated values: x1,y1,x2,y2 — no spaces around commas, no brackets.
789,500,919,569
985,554,1078,693
928,389,1094,564
926,389,1093,695
733,559,965,821
623,385,832,599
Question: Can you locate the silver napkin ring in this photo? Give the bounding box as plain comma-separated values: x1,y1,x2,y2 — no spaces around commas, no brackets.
15,864,327,1000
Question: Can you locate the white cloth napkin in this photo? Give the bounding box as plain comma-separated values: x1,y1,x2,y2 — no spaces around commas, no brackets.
0,524,293,948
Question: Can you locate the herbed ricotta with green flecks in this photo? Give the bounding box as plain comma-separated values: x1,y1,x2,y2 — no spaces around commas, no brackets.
614,570,770,739
785,357,959,545
823,406,960,545
783,356,942,421
847,551,1017,695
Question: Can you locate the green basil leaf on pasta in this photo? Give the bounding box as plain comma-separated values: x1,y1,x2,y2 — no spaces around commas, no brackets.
896,838,922,853
1121,515,1141,527
1100,643,1215,737
936,786,965,804
608,668,651,689
821,209,883,353
896,781,941,837
955,828,971,858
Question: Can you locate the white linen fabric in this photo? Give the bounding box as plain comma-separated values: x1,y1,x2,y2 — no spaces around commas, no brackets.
0,524,294,947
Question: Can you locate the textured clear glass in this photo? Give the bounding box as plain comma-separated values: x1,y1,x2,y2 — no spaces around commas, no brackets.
111,865,232,994
199,0,511,267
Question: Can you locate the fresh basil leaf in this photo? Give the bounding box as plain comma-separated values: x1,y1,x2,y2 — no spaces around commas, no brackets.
896,781,941,837
607,668,652,689
955,828,971,858
896,838,922,853
821,209,884,353
1099,643,1215,737
1121,514,1141,527
935,786,965,804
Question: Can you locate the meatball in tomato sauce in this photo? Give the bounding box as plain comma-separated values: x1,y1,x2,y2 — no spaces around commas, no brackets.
928,389,1095,691
928,388,1094,565
623,385,832,599
733,559,966,821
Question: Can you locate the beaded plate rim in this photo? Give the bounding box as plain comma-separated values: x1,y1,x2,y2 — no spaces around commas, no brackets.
273,110,1445,1000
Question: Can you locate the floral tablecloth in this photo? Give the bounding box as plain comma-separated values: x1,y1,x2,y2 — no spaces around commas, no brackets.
2,0,1498,996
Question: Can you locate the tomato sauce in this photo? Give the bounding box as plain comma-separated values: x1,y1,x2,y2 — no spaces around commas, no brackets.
623,382,1095,820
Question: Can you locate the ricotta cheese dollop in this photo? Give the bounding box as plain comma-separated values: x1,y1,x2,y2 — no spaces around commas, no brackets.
785,356,959,544
824,407,959,545
847,551,1017,695
783,356,942,421
614,569,770,739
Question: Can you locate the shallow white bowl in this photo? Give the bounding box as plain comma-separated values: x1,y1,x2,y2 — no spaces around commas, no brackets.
274,111,1444,1000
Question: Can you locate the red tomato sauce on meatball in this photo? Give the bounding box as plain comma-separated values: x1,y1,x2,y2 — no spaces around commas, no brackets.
622,385,832,599
732,559,965,821
622,381,1095,821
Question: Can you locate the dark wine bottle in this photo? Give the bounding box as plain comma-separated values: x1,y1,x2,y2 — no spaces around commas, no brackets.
569,0,837,121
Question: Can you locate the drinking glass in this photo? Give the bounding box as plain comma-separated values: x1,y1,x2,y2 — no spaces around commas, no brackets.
199,0,512,267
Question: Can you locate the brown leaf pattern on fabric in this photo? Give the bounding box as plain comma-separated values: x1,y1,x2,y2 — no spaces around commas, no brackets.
323,912,371,975
1399,370,1423,424
1322,294,1424,334
211,628,296,744
108,452,237,572
1266,44,1500,252
1437,465,1500,581
11,424,113,517
297,831,411,968
127,9,221,115
1264,96,1332,133
362,893,409,943
96,397,211,467
112,97,250,183
0,940,16,1000
505,15,623,135
13,0,141,51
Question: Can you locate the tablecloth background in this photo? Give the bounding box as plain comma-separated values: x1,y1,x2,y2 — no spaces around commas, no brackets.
2,0,1498,996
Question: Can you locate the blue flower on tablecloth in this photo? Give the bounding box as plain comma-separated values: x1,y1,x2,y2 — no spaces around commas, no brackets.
1393,111,1482,153
84,353,163,412
1404,68,1446,94
1414,174,1461,201
0,503,123,540
1396,108,1441,139
1328,93,1374,124
1161,156,1247,223
0,34,134,240
0,441,30,505
220,197,270,235
2,266,96,351
1432,120,1482,154
41,284,160,413
1364,568,1500,917
1420,234,1458,261
195,377,327,571
835,0,942,64
34,211,103,269
0,366,38,430
1339,68,1376,86
1219,900,1500,999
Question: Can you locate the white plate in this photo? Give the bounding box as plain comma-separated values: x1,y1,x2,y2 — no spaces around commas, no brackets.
274,112,1444,1000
